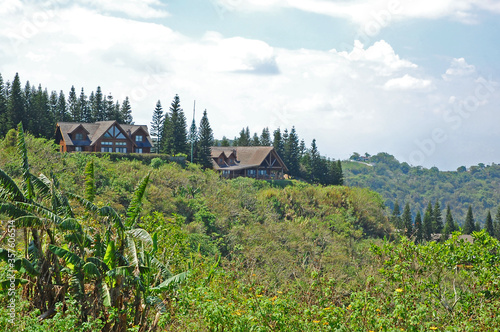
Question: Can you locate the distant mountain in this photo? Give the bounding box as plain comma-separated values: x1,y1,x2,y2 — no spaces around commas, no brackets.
343,152,500,226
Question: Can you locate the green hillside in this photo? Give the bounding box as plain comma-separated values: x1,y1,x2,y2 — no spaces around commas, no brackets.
343,152,500,227
1,130,500,331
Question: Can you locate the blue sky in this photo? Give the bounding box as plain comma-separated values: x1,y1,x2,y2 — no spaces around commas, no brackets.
1,0,499,170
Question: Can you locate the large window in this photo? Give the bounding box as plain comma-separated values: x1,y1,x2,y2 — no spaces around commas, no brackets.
75,133,83,140
135,135,143,142
135,148,143,153
104,125,126,139
247,169,256,177
75,146,82,152
115,147,127,153
101,147,113,152
258,169,267,176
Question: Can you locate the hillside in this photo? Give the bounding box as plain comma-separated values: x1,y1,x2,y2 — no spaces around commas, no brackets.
343,152,500,225
1,130,500,331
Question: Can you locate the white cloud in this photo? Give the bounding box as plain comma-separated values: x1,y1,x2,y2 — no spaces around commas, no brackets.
384,74,432,90
214,0,500,25
442,57,476,81
81,0,169,18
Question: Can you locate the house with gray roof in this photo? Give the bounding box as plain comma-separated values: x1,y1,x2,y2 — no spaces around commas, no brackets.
55,121,153,154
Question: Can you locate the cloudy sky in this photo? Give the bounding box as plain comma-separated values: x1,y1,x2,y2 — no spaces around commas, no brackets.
1,0,499,170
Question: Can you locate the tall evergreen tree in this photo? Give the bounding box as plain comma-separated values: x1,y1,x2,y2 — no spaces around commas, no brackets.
235,127,250,146
443,205,456,238
415,210,423,243
220,136,230,147
391,201,402,230
6,73,25,131
79,88,91,123
463,206,475,235
88,91,96,122
284,126,300,176
494,206,500,240
121,96,133,124
162,94,187,155
188,114,198,163
150,100,164,153
67,86,80,122
260,127,271,146
92,86,104,121
273,128,284,158
485,210,494,236
197,109,214,169
104,93,115,121
23,81,34,134
422,209,433,241
402,203,413,238
0,73,7,136
160,112,173,154
251,132,260,146
32,85,52,138
433,200,443,233
56,90,69,121
335,160,344,185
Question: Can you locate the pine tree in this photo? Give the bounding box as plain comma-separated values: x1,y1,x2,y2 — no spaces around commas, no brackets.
79,88,91,123
494,206,500,240
197,109,214,169
67,86,80,122
48,91,58,122
463,206,475,235
273,128,284,158
57,90,69,122
121,96,133,124
32,85,52,138
0,73,7,136
220,136,230,147
391,201,402,230
433,200,443,233
104,93,115,121
162,95,187,155
299,139,306,158
235,127,250,146
92,86,104,121
251,132,260,146
422,209,433,241
23,81,34,134
402,203,413,238
308,139,321,182
336,160,344,185
260,127,271,146
160,112,173,154
150,100,164,153
6,73,25,131
188,115,198,163
443,205,456,238
284,126,300,176
415,211,423,243
485,210,494,236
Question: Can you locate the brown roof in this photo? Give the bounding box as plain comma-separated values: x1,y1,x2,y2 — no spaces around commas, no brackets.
56,121,153,147
211,146,288,172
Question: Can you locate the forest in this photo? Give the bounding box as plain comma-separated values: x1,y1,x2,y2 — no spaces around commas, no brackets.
343,152,500,232
0,126,499,331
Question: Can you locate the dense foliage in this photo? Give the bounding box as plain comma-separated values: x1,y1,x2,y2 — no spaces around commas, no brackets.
1,129,500,331
344,152,500,228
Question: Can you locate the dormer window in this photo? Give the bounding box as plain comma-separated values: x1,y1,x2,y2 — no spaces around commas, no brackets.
135,135,143,142
104,125,126,139
75,133,83,140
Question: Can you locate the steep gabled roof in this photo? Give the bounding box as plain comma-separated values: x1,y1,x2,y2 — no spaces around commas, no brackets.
211,146,288,172
55,121,152,148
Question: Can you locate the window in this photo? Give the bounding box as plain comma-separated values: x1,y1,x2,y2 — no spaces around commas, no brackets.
75,133,83,140
258,170,267,176
135,135,143,142
102,141,113,145
115,147,127,153
104,125,126,139
115,142,126,146
135,148,142,153
101,147,113,152
75,146,82,152
247,169,256,177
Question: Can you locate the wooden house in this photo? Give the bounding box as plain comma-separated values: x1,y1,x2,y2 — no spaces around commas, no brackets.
211,146,288,179
55,121,153,153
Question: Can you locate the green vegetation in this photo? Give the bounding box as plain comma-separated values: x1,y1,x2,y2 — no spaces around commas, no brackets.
344,152,500,228
1,129,500,331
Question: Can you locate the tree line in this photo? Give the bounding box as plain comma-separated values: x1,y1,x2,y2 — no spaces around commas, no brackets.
0,72,133,138
390,200,500,242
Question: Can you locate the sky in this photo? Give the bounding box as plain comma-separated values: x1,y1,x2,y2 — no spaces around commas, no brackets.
1,0,500,170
